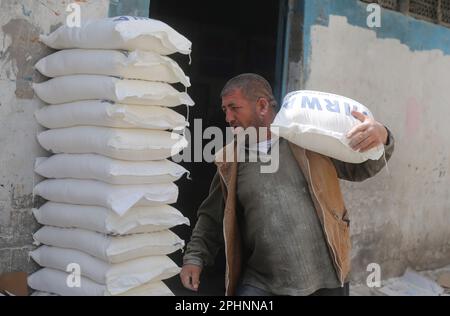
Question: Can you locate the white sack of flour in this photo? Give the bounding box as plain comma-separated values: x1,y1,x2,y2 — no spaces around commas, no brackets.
35,49,190,87
28,268,175,296
30,246,180,295
33,202,189,235
271,90,384,163
35,154,188,185
40,16,191,55
33,75,194,107
33,179,178,216
33,226,185,263
37,126,188,161
35,101,188,130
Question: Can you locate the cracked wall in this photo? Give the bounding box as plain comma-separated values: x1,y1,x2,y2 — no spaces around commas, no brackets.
0,0,109,275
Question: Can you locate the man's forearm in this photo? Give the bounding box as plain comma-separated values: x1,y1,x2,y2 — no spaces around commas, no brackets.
333,126,395,182
182,172,225,268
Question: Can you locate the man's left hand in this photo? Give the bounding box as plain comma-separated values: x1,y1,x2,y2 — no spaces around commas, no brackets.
346,111,389,153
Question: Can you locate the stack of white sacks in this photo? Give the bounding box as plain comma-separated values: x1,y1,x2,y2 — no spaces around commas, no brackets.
28,16,194,296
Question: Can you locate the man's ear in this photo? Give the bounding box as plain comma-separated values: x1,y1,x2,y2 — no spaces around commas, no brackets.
257,98,270,117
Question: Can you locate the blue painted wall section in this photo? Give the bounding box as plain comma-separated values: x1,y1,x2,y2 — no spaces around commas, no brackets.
109,0,150,17
301,0,450,83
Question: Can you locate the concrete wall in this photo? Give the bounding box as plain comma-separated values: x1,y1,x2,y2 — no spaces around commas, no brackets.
0,0,109,275
109,0,150,17
286,0,450,283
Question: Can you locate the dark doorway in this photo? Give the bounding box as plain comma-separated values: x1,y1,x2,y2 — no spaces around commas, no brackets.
150,0,285,296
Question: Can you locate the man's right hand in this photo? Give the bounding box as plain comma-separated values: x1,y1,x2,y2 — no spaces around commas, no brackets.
180,264,203,292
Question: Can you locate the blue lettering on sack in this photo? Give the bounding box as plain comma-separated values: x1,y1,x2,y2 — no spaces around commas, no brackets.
344,103,353,116
325,99,340,113
113,16,130,22
302,96,322,111
113,16,150,22
345,102,369,117
284,95,370,117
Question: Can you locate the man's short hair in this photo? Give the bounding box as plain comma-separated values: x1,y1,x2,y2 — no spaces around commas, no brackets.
221,73,278,108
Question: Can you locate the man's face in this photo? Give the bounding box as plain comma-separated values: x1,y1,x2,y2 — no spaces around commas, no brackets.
221,89,263,133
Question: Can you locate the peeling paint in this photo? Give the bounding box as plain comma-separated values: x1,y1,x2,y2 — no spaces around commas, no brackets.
10,184,34,210
0,0,110,276
1,19,53,99
300,0,450,84
37,0,61,17
21,4,32,17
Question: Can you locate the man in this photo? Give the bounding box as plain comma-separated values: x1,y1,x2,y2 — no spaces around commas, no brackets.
180,73,394,296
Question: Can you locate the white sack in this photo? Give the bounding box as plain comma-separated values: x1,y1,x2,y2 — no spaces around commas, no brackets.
28,268,105,296
271,90,384,163
37,126,188,161
30,246,180,295
28,268,174,296
39,16,191,55
33,179,178,216
33,226,185,263
35,154,188,185
35,49,190,87
33,202,190,235
116,281,174,296
32,75,194,107
35,101,188,130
